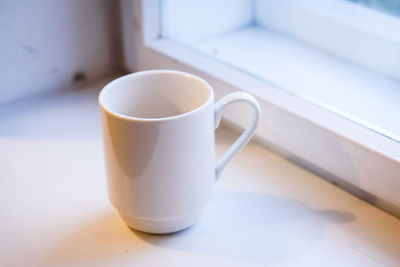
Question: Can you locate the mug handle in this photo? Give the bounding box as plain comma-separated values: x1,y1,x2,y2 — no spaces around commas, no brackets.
214,92,261,180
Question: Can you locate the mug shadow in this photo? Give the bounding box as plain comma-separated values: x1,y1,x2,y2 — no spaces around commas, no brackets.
132,190,355,262
44,190,355,265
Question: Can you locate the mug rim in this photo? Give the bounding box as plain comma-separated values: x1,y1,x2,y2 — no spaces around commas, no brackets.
98,70,214,122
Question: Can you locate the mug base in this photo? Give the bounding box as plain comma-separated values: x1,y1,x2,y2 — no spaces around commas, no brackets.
119,210,203,234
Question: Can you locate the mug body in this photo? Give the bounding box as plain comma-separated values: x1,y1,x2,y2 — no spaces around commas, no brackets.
99,70,215,233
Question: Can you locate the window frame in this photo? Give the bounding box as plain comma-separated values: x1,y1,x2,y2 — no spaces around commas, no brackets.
256,0,400,80
120,0,400,217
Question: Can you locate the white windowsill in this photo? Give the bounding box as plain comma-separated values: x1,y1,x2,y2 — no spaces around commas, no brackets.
166,25,400,142
123,0,400,219
255,0,400,81
1,76,399,265
145,36,400,163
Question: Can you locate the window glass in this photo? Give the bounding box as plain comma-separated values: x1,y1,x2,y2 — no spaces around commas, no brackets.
346,0,400,17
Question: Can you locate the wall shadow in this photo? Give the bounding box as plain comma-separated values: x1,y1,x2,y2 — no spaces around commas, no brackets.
0,83,105,141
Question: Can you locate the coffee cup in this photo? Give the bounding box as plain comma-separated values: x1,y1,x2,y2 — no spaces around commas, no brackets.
99,70,261,234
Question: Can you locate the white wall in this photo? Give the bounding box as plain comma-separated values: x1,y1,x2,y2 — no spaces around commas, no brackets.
0,0,122,106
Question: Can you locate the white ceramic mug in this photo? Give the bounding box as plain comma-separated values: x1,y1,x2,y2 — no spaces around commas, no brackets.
99,70,261,234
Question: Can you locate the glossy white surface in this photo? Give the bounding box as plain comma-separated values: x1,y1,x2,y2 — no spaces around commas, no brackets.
214,92,261,179
1,77,399,266
99,71,260,233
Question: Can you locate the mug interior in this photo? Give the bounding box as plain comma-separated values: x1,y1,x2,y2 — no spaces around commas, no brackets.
99,71,212,119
